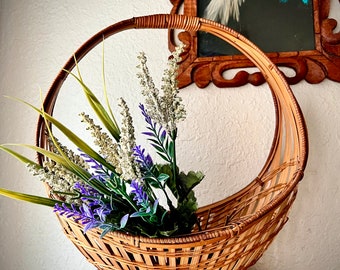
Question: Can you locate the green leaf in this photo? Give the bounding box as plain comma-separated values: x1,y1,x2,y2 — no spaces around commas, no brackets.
130,211,147,218
165,138,169,152
178,171,205,194
144,176,161,188
152,199,159,214
158,226,179,237
0,187,64,207
151,144,165,153
100,226,113,239
4,143,91,181
65,67,120,142
148,138,161,146
0,145,41,168
119,213,129,229
101,42,119,130
168,141,174,157
149,215,158,223
156,151,171,163
160,210,169,224
157,173,169,182
157,164,177,197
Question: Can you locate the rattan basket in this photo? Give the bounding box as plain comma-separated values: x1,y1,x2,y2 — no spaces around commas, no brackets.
36,14,308,270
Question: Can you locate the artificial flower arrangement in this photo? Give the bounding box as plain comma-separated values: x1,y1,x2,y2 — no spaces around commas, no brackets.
0,45,205,238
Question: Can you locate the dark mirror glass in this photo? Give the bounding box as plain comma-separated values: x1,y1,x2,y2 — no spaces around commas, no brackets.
198,0,315,57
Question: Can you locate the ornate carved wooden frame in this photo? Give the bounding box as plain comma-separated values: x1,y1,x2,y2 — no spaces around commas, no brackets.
168,0,340,88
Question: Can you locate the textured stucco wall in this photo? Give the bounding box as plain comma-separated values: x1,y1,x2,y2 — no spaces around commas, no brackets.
0,1,339,269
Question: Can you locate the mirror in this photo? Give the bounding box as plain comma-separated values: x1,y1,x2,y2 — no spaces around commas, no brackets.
169,0,340,88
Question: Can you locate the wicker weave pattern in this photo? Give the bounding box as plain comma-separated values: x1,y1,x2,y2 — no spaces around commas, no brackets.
36,14,308,270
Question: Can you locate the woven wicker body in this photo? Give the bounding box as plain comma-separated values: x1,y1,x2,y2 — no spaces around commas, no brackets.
36,14,308,270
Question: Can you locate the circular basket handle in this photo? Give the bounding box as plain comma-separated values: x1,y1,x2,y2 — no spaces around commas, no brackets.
37,14,307,174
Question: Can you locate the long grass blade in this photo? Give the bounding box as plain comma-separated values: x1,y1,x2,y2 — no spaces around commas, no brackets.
65,58,120,141
0,144,41,168
101,42,119,129
4,143,112,196
0,187,64,207
5,95,117,174
4,143,91,179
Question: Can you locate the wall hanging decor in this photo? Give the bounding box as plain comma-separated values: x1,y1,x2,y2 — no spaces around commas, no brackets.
169,0,340,88
1,14,308,269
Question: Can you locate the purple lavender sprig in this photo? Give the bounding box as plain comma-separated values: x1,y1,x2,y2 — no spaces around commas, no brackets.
133,145,153,172
139,103,173,163
73,181,110,208
54,201,108,233
79,151,124,195
80,152,112,180
54,200,128,237
129,180,159,224
74,182,99,199
138,104,179,211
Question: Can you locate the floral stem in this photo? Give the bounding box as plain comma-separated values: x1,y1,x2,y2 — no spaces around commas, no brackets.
170,129,179,196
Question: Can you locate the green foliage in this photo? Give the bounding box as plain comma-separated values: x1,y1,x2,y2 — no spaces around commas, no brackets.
0,47,206,238
156,164,204,235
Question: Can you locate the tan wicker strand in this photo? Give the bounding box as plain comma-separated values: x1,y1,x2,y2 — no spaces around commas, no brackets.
36,14,308,269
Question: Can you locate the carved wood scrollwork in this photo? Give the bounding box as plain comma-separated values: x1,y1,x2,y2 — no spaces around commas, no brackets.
169,0,340,88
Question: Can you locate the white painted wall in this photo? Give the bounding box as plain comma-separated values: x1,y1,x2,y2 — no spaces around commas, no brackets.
0,1,339,269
